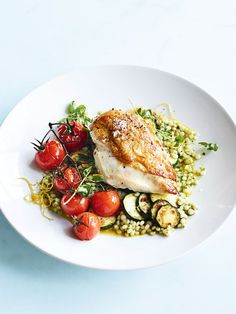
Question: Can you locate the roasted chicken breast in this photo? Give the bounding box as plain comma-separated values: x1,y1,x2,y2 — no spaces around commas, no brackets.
90,110,177,194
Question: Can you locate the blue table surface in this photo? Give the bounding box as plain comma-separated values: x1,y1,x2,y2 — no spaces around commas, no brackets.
1,1,236,313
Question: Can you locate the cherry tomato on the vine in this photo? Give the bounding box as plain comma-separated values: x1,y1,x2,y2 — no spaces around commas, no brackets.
57,121,88,153
73,212,100,240
90,190,121,217
61,194,89,216
53,167,81,193
35,139,65,171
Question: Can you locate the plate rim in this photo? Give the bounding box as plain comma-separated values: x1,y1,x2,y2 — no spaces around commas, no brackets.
1,64,236,270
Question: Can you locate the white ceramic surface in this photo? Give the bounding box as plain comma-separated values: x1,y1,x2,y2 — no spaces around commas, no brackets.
0,65,236,270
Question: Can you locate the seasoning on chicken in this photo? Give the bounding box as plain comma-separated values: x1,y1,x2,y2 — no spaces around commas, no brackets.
90,110,177,194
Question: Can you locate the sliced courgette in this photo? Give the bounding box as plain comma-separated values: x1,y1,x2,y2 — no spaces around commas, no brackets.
150,200,169,220
138,193,152,217
99,216,116,230
123,193,143,221
150,193,177,207
156,204,180,228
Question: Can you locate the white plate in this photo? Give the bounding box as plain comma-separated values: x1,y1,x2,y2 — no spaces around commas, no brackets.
0,65,236,270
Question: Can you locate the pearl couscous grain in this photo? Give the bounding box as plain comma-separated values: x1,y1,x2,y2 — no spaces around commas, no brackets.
31,106,216,238
112,109,206,237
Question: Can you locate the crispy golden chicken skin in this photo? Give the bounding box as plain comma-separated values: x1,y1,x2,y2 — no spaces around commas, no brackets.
90,110,177,194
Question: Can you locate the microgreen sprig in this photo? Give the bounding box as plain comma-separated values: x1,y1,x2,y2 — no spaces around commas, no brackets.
199,142,218,151
63,166,93,205
61,101,92,129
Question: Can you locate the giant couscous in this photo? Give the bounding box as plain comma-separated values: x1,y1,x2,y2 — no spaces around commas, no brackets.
23,102,218,240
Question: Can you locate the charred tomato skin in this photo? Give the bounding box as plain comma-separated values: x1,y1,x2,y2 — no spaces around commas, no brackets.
73,212,100,240
35,139,65,171
53,167,81,193
57,121,88,153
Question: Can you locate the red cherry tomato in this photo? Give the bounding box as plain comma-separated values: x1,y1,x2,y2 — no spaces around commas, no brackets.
35,139,65,171
90,190,121,217
57,121,88,153
61,194,89,216
73,212,100,240
53,167,81,193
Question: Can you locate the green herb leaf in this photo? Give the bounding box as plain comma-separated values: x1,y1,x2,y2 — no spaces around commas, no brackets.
175,135,185,146
136,108,154,119
75,105,86,116
199,142,218,151
77,184,91,197
82,166,93,177
62,101,92,129
77,183,99,197
90,174,104,183
156,129,171,141
67,101,76,114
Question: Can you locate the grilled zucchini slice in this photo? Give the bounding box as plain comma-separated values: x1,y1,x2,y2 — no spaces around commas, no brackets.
156,204,180,228
150,200,169,220
99,216,116,230
150,193,177,207
123,193,143,221
138,193,152,217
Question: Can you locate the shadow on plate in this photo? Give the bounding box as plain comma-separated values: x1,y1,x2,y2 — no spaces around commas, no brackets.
28,159,38,171
64,225,77,239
